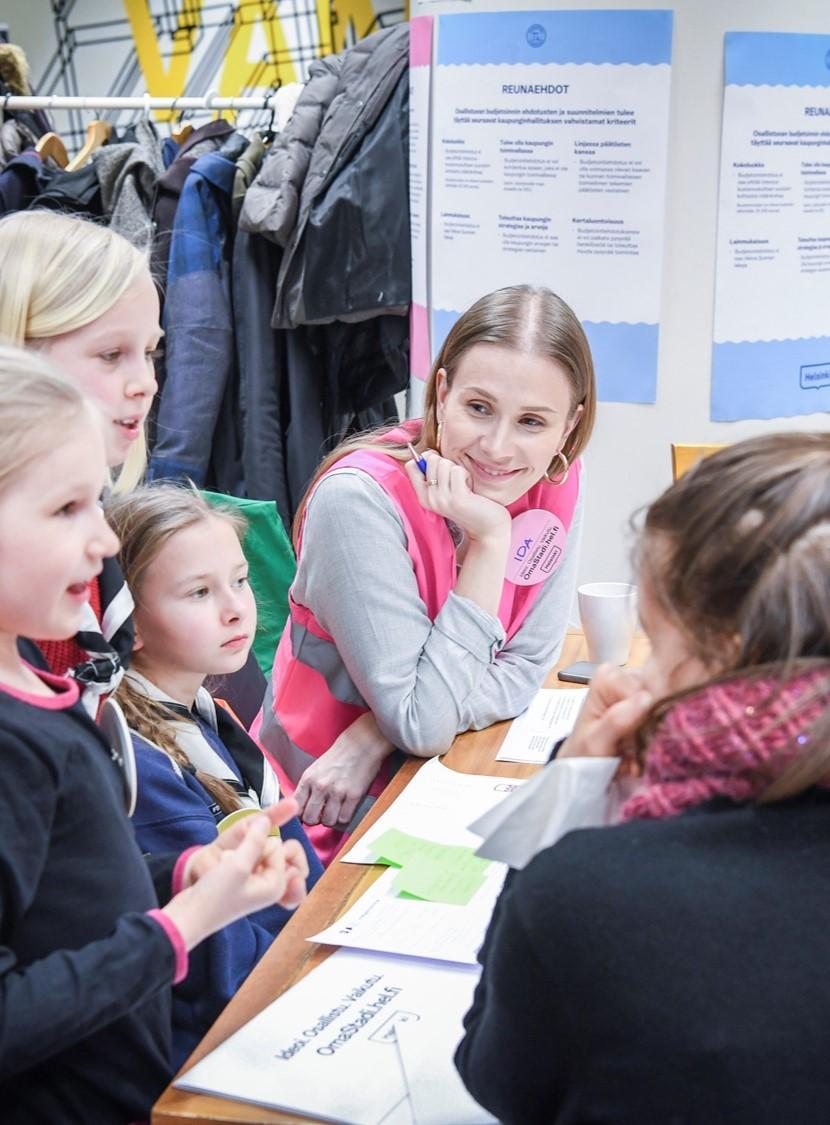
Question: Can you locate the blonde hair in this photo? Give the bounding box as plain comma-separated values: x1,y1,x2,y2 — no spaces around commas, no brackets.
106,484,248,815
292,285,596,547
0,211,153,492
0,342,92,493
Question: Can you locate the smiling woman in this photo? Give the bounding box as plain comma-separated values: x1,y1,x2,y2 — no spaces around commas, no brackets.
253,285,597,864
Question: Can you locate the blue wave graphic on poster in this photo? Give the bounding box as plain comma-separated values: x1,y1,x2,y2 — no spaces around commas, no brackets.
431,311,657,405
726,32,830,88
437,10,672,68
712,336,830,421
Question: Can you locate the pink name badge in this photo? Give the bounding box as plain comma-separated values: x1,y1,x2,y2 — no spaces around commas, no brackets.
506,509,567,586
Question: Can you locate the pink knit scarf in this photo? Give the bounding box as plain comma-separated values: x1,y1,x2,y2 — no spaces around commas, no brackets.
621,668,830,822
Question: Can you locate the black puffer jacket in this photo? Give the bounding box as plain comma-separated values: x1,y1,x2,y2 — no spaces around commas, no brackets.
239,23,410,330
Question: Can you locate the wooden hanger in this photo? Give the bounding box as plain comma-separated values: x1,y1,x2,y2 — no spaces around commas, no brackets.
171,119,193,145
34,131,69,169
66,119,111,172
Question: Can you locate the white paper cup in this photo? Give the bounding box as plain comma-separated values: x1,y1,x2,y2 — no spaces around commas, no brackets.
577,582,638,665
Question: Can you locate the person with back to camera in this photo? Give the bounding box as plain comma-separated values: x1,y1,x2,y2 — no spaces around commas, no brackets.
105,483,323,1068
455,432,830,1125
0,210,160,709
0,344,309,1124
254,284,596,863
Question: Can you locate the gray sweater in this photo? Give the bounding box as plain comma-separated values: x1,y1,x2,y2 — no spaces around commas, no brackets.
293,469,583,756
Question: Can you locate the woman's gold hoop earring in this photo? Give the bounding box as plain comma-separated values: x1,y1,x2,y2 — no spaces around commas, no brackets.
436,419,443,451
545,450,569,485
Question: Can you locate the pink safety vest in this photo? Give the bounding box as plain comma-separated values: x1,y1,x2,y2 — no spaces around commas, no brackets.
256,421,581,864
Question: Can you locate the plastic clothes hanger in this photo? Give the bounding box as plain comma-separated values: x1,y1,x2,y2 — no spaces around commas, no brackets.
66,119,111,172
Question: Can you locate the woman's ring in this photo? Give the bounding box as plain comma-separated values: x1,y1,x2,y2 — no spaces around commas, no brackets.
427,478,438,486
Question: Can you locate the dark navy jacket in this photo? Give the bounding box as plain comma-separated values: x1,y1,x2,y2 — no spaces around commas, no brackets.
148,150,241,491
131,714,322,1068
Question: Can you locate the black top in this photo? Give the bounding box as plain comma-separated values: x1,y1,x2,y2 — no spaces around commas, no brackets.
0,677,177,1123
456,791,830,1125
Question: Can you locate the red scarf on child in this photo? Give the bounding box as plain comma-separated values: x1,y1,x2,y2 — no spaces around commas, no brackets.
621,668,830,822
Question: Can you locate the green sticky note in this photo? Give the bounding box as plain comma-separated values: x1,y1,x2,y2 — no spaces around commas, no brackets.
369,828,427,867
368,828,492,904
392,852,489,906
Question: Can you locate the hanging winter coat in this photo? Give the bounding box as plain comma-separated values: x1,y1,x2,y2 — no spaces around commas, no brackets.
239,23,411,330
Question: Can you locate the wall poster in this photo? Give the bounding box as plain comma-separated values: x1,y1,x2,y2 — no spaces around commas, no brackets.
410,9,674,405
712,32,830,421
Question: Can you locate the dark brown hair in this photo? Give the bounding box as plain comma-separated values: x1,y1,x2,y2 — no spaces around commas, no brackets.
637,432,830,800
292,285,596,548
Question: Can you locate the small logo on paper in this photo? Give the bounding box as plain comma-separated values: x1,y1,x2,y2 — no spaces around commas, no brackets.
369,1010,420,1044
527,24,547,48
800,361,830,390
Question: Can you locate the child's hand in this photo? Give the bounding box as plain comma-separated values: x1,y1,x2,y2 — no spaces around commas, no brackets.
162,807,310,950
180,798,301,889
557,665,652,770
295,713,392,829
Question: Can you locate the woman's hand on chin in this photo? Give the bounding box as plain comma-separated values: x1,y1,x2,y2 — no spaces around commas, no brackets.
405,450,511,544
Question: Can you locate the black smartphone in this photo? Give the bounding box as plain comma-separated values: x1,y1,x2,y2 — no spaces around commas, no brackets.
557,660,598,685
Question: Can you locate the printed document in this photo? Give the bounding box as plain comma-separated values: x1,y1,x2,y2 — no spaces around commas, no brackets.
176,947,489,1125
310,863,506,966
495,687,587,764
342,757,524,865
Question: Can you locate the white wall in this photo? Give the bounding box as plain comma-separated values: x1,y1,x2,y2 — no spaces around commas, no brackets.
412,0,830,589
7,1,830,591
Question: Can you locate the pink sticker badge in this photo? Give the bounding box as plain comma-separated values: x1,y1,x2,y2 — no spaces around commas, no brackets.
506,509,567,586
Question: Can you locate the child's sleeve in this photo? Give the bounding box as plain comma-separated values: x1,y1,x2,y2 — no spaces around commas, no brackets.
0,730,176,1081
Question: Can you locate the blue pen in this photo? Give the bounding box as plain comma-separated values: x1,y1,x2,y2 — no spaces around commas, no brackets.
407,441,428,477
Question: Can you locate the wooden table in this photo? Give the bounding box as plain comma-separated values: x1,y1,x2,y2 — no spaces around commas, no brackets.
154,630,648,1124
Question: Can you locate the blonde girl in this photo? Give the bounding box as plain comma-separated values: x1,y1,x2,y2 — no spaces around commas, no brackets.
0,210,157,491
106,483,322,1066
0,344,308,1124
0,210,160,701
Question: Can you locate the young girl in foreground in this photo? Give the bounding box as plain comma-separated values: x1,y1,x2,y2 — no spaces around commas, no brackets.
106,484,323,1066
0,346,309,1124
456,432,830,1125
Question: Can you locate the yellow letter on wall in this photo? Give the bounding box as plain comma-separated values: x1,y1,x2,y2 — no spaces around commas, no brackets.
125,0,204,119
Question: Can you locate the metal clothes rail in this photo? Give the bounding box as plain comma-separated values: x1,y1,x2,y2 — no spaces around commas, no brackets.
1,90,295,112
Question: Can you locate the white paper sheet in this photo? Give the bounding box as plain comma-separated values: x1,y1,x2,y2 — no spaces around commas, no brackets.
395,998,496,1125
176,948,479,1125
310,863,506,966
495,687,588,764
342,757,524,865
471,756,624,870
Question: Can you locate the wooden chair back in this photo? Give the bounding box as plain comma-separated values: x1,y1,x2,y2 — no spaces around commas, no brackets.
671,443,726,482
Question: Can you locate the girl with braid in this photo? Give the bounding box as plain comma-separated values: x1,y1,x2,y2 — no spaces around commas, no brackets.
106,483,322,1067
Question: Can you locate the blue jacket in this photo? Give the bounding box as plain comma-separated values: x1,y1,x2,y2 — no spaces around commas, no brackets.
148,150,241,491
131,716,322,1068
